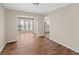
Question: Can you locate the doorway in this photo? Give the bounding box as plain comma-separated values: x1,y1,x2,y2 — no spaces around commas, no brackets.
44,19,50,38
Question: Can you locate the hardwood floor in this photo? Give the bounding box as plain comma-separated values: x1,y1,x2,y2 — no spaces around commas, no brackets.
1,32,79,55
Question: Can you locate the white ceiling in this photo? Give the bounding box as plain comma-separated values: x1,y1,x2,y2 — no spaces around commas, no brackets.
3,3,70,15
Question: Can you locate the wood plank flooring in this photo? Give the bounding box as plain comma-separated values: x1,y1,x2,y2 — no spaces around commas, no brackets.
1,32,79,55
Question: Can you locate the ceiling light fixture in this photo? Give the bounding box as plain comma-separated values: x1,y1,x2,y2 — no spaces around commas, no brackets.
33,3,39,6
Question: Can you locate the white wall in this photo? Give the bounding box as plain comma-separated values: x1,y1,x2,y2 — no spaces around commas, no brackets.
0,4,6,52
46,4,79,52
5,9,44,42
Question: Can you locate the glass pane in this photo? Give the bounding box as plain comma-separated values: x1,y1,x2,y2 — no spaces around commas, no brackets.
29,20,33,31
25,20,29,31
20,19,24,31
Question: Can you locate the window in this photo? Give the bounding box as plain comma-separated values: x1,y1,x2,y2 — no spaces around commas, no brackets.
18,17,34,32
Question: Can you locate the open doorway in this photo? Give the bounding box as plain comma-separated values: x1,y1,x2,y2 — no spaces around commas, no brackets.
44,18,50,38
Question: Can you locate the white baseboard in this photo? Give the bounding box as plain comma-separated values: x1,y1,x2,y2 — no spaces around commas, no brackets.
6,40,17,43
49,37,79,53
0,40,17,54
0,43,6,53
